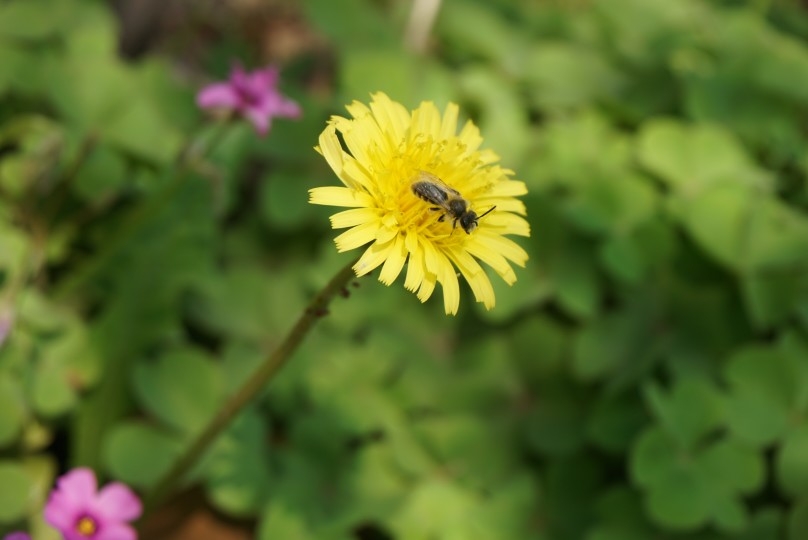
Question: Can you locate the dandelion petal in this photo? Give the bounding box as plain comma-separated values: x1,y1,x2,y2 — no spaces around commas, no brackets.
354,241,394,277
379,236,407,285
309,187,373,208
335,221,380,252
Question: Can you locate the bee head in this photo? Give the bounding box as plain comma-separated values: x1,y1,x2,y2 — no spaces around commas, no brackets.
459,205,496,234
459,211,479,234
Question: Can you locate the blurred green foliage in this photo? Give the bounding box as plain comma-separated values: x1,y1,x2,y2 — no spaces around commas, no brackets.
2,0,808,539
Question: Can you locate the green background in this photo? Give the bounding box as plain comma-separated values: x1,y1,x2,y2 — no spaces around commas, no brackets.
2,0,808,538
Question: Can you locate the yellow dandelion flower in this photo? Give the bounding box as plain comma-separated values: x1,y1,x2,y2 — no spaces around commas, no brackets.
309,92,530,315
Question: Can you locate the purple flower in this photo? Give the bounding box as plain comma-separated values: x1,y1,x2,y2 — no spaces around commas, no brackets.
197,64,302,136
44,468,142,540
3,533,31,540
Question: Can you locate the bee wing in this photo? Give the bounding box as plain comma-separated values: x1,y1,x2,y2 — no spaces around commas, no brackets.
413,171,461,197
412,181,450,205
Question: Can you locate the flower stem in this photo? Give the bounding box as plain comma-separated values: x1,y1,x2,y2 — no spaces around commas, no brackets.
404,0,443,53
140,256,359,517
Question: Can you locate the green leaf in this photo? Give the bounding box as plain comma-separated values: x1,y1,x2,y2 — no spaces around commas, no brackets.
530,111,627,189
458,66,531,167
413,413,516,489
544,456,603,539
565,172,658,237
553,243,600,319
0,0,73,40
101,98,182,164
714,12,808,104
671,184,750,270
70,177,214,466
710,495,748,533
189,264,306,341
103,422,182,490
73,143,127,203
697,439,763,495
0,116,65,199
509,316,569,380
0,223,28,283
630,427,680,488
644,377,725,449
0,374,25,447
0,460,34,523
260,169,318,230
741,266,808,330
637,119,764,194
645,465,711,531
31,362,77,418
438,0,526,74
30,320,99,418
572,305,657,382
525,383,588,457
133,346,223,434
349,51,455,107
205,409,272,517
734,508,782,540
671,183,808,277
789,498,808,540
724,344,795,445
725,392,789,447
390,479,487,539
257,503,313,540
46,11,184,164
586,393,647,454
525,42,624,110
587,487,653,540
599,235,646,284
477,263,549,324
776,426,808,497
305,0,396,50
632,426,762,534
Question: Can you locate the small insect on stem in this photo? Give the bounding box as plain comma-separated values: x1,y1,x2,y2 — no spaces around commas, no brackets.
410,171,495,234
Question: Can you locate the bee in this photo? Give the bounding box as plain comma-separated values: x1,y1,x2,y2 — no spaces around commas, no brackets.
411,171,495,234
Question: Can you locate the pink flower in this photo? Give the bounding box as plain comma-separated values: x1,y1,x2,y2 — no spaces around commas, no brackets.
3,533,31,540
44,468,142,540
196,64,302,136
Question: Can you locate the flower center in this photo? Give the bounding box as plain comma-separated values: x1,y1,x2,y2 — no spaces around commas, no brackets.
75,516,97,537
233,81,263,107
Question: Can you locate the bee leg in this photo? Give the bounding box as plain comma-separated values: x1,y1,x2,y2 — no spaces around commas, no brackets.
437,213,446,222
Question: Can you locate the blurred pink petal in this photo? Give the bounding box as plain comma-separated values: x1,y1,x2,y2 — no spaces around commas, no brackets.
95,524,138,540
3,533,31,540
245,106,271,136
96,483,143,522
56,468,97,505
274,97,302,119
197,63,301,135
44,468,141,540
250,66,279,90
64,530,93,540
197,83,240,109
44,490,81,531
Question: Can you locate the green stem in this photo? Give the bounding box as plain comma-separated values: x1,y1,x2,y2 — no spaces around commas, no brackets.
179,116,234,167
140,256,359,516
